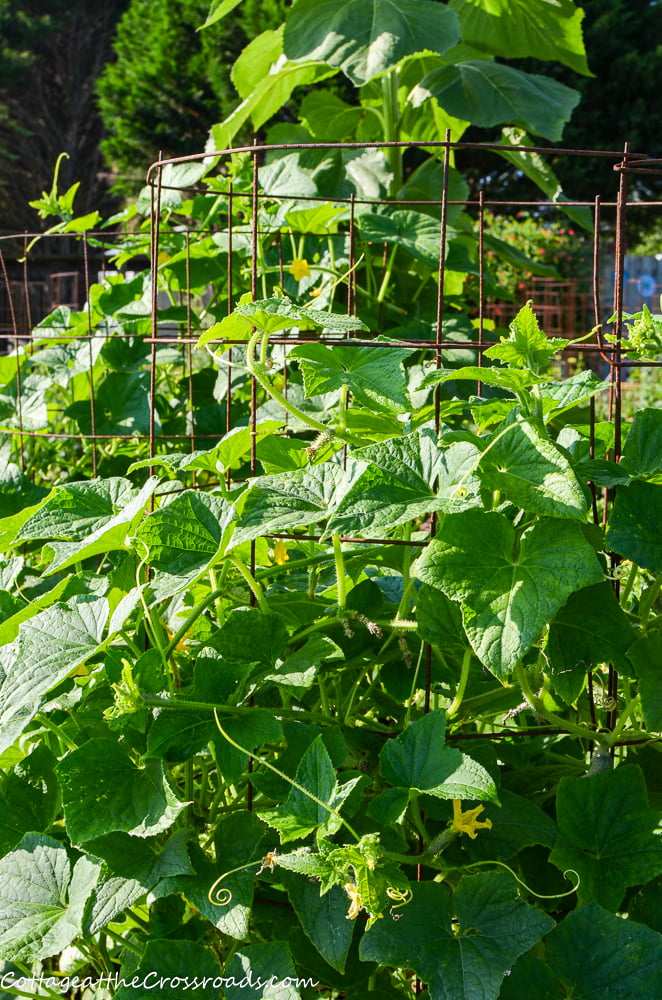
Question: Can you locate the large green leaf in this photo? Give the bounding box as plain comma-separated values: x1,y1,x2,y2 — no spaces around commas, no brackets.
357,210,446,266
65,371,154,436
0,834,100,962
290,340,415,412
415,511,604,676
133,491,235,599
328,432,481,536
549,766,662,911
234,463,353,545
0,594,109,754
224,941,301,1000
259,736,361,842
546,582,637,703
450,0,590,75
360,874,553,1000
283,0,460,85
544,904,662,1000
620,407,662,479
479,418,587,519
114,940,221,999
413,60,579,142
17,476,157,574
606,480,662,573
380,711,498,802
283,873,354,974
0,746,58,859
628,630,662,732
201,0,242,29
212,607,289,667
57,738,184,843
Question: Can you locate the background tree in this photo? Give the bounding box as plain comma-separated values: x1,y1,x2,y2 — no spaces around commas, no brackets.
96,0,287,195
0,0,128,234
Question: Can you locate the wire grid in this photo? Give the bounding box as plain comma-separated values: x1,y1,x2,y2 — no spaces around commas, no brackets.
0,139,659,747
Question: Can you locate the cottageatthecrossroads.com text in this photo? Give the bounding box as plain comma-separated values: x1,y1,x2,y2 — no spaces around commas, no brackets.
0,971,320,993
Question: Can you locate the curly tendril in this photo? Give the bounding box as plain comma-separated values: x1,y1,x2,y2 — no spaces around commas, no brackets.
462,860,580,900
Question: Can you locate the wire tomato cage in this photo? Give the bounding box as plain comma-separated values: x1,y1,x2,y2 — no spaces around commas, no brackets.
2,137,662,748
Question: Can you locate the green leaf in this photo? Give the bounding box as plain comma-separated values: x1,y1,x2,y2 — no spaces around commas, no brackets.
0,834,100,962
0,746,58,858
546,583,637,703
283,874,354,973
259,736,360,842
360,874,553,1000
114,940,221,999
57,738,184,843
18,476,158,574
413,61,579,142
620,407,662,478
415,583,467,657
450,0,590,76
133,491,234,599
420,365,545,394
65,371,154,436
484,302,568,372
0,594,109,754
290,340,415,412
129,422,282,475
212,607,289,666
458,789,556,861
84,828,194,885
415,511,604,677
201,0,243,29
357,210,446,266
328,433,481,536
606,480,662,573
544,903,662,1000
549,766,662,911
479,418,588,519
628,630,662,731
224,941,300,1000
538,368,609,422
234,463,352,545
283,0,460,85
145,710,215,763
379,711,498,802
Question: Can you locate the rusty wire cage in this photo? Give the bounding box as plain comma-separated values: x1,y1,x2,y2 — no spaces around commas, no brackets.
1,138,661,738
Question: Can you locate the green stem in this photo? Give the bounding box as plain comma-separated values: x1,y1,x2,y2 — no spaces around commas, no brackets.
332,534,347,609
381,68,402,195
34,713,78,751
246,330,349,440
228,555,270,613
619,561,639,608
514,661,601,744
165,587,225,657
639,575,662,625
447,647,472,718
608,694,641,744
213,710,360,841
376,244,398,303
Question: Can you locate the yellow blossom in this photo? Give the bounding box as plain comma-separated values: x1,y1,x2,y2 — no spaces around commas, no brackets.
309,286,322,298
273,539,289,565
289,258,310,281
344,882,362,920
451,799,492,839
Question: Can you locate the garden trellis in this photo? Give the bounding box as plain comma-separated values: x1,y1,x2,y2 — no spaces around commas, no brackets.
1,139,662,998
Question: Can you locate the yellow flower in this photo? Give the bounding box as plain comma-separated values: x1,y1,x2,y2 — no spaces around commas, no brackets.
309,286,322,298
451,799,493,839
344,882,362,920
289,258,310,281
273,539,289,565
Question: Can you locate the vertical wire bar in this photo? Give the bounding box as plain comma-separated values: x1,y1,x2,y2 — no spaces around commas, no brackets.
0,248,24,471
22,237,33,352
606,144,631,734
249,142,259,588
149,161,164,476
348,194,357,320
587,194,603,734
185,231,196,457
476,189,485,396
434,130,452,432
226,183,234,490
82,233,98,478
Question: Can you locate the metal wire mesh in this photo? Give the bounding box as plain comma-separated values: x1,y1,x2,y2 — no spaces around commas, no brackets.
1,138,660,744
